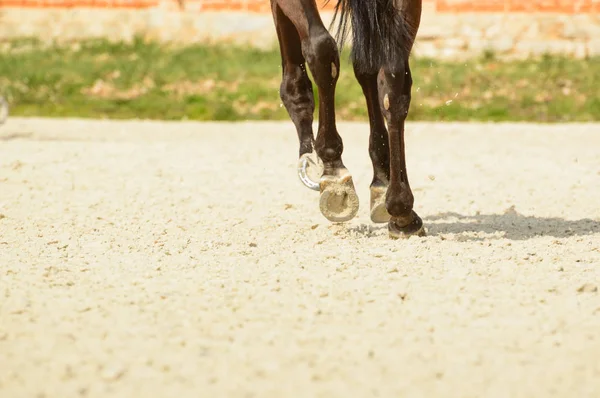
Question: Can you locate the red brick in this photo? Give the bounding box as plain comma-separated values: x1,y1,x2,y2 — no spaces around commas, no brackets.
437,0,505,12
0,0,597,13
0,0,157,7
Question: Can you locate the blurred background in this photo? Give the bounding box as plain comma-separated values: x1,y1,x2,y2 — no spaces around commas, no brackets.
0,0,599,122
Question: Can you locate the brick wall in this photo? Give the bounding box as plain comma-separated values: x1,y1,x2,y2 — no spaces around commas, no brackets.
0,0,599,58
435,0,600,13
0,0,599,12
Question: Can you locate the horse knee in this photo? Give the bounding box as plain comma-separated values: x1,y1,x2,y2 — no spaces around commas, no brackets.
302,31,339,87
280,65,313,107
279,65,314,126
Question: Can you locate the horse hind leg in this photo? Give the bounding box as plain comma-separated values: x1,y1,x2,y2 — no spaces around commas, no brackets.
337,0,424,236
379,61,425,238
378,2,425,238
353,66,392,224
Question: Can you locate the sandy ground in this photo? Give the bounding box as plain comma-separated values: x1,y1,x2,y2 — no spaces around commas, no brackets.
1,118,599,398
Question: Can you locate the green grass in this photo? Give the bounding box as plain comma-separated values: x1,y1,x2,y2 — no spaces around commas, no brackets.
1,37,599,122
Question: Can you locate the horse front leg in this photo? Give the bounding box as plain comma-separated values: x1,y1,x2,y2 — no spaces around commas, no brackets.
277,0,359,223
272,2,323,191
303,25,359,222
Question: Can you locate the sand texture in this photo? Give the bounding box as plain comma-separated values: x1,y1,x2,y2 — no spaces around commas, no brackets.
1,118,599,397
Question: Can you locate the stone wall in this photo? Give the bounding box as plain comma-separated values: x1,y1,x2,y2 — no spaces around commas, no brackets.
0,0,599,58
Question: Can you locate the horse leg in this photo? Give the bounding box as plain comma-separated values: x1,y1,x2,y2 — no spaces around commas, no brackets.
272,2,322,190
276,0,359,223
354,67,391,223
379,61,425,238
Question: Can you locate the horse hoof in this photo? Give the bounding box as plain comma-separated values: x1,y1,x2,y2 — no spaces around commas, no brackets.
370,185,391,223
388,211,426,239
319,171,359,223
297,152,323,192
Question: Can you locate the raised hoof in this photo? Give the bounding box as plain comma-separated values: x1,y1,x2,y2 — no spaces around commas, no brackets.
319,171,359,223
297,152,323,192
388,211,426,239
370,185,391,224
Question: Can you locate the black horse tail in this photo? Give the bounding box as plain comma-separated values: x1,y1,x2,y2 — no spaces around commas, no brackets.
330,0,414,73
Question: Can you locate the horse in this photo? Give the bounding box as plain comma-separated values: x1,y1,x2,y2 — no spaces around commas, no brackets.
270,0,424,239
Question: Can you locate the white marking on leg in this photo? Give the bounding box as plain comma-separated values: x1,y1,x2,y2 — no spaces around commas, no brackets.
383,94,390,110
331,62,337,79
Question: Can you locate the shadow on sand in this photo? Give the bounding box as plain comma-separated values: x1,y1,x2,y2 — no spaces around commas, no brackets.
348,207,600,241
0,132,33,141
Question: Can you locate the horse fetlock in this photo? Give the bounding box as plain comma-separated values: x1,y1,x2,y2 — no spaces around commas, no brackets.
385,187,414,219
315,135,343,163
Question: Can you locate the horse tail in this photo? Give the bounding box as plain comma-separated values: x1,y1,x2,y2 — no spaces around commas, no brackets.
330,0,414,73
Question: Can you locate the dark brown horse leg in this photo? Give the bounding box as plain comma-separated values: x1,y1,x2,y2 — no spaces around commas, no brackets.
277,0,358,222
379,62,425,238
308,28,359,223
274,7,315,157
271,2,322,191
354,67,391,223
